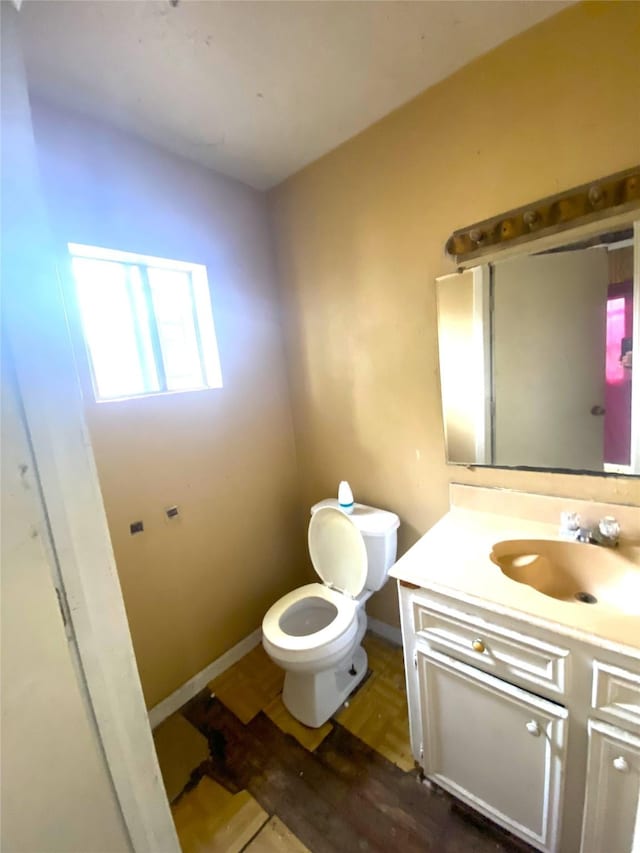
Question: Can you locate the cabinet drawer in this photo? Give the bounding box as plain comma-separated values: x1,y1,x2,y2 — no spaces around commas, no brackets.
412,597,569,697
591,660,640,731
580,720,640,853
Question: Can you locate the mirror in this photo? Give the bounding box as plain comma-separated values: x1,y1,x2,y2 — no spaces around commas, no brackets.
436,221,638,475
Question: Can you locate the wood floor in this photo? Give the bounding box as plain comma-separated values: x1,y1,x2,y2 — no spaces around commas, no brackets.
157,633,535,853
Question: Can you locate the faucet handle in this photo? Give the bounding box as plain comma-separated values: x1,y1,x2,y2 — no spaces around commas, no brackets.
598,516,620,544
560,511,581,538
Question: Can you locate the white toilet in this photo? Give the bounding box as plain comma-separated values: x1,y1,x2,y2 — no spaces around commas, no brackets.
262,498,399,728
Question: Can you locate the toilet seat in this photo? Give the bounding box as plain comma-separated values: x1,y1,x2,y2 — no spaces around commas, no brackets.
262,582,357,654
308,506,368,597
261,496,398,728
263,508,368,665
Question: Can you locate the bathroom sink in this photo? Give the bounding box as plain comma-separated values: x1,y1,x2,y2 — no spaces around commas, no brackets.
490,539,640,615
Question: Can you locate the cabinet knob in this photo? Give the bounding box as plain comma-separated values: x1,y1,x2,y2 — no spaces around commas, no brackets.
471,638,485,653
613,756,629,773
525,720,541,737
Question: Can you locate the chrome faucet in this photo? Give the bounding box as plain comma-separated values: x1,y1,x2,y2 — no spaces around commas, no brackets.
591,516,621,547
559,512,620,547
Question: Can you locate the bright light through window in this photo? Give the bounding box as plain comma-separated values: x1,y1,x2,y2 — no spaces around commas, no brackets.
68,243,223,401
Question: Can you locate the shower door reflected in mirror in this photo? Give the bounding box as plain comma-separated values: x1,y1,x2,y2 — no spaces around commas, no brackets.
436,224,638,475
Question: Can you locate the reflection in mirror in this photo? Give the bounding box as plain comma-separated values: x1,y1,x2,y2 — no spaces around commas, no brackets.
436,222,639,475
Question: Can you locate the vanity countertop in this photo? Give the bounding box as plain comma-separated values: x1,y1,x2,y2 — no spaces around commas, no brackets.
390,505,640,658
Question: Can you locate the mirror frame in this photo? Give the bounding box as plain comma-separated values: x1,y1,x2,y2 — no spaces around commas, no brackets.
437,215,640,477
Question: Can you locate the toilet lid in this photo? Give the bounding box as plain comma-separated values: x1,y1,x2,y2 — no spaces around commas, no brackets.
308,506,367,597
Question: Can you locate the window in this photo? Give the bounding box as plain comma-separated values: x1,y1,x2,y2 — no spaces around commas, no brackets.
68,243,223,401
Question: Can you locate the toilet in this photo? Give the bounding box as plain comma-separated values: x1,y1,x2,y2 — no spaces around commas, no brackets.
262,498,400,728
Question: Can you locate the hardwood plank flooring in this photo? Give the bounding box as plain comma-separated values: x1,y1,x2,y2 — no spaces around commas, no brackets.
209,644,284,724
153,712,210,802
335,667,414,771
168,632,535,853
328,633,414,771
172,776,268,853
244,816,311,853
263,693,333,752
362,632,405,677
182,690,534,853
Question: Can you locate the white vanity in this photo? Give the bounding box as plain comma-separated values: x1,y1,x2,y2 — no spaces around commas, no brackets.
391,485,640,853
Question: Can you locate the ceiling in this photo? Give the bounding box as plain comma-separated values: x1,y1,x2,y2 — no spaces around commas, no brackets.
19,0,571,190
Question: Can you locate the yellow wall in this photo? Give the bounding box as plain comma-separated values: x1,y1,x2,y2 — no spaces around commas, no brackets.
27,3,640,701
31,101,306,708
269,2,640,627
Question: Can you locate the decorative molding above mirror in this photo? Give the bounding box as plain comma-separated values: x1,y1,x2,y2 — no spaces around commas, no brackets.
436,216,639,477
445,166,640,268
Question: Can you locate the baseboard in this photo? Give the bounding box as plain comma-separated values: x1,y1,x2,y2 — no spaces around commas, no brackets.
149,619,400,728
148,628,262,729
368,617,402,646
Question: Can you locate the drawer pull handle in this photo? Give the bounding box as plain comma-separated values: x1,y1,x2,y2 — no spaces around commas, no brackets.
471,638,485,653
613,756,629,773
525,720,541,737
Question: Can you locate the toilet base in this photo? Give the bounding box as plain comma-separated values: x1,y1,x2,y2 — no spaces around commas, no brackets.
282,644,368,728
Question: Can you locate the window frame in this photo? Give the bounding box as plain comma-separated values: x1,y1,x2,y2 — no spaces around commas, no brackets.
68,243,223,402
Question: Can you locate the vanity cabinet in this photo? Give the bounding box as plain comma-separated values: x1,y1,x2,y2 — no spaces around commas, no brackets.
418,647,567,852
579,720,640,853
399,584,640,853
412,594,569,698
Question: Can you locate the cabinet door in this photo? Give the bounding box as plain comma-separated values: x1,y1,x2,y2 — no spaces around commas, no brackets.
418,647,567,853
580,720,640,853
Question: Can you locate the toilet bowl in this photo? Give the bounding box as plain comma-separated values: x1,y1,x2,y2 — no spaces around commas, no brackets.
262,499,399,728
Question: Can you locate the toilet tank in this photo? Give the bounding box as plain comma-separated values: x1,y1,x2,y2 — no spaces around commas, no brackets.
310,499,400,592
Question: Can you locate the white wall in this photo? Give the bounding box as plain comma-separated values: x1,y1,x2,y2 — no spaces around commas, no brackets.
1,354,132,853
1,8,176,850
29,98,305,710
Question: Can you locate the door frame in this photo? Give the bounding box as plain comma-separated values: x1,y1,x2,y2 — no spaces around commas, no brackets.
2,8,179,851
6,294,181,853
